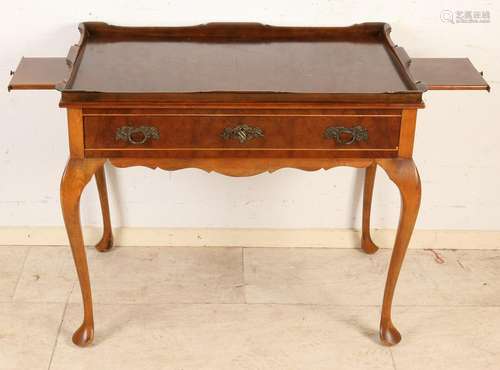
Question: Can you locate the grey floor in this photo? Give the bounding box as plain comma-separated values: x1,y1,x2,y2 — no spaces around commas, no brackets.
1,245,500,369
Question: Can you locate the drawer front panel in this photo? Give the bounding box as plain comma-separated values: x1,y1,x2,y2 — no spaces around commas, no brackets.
84,113,401,155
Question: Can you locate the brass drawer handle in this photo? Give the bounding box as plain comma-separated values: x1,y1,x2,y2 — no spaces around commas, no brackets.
116,126,160,145
221,124,264,143
324,125,368,145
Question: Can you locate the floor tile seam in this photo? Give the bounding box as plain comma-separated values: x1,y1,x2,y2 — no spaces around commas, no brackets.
11,246,31,301
47,281,75,370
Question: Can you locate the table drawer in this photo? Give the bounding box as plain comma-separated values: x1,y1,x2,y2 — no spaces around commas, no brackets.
83,113,401,157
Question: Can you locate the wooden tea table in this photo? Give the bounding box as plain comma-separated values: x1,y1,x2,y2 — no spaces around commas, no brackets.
8,22,489,347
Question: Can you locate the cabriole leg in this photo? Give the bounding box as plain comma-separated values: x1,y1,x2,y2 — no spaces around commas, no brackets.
60,158,105,347
376,159,421,346
94,165,114,252
361,163,380,254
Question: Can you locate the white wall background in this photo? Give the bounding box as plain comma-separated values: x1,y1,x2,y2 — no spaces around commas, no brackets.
1,0,499,230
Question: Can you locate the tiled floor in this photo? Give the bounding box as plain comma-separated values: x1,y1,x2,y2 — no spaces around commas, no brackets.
1,245,500,370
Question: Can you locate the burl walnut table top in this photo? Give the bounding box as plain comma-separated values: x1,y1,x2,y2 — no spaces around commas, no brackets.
8,22,489,105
